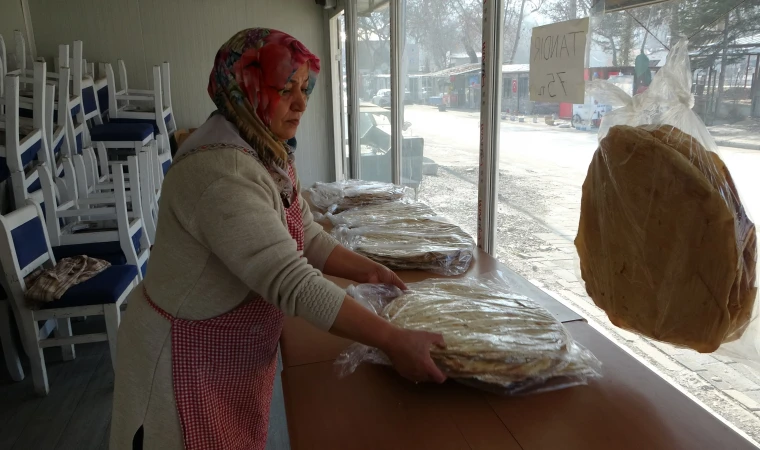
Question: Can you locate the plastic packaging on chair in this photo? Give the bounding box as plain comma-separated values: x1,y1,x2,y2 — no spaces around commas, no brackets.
308,180,412,214
335,276,602,395
325,201,437,228
333,217,475,276
576,40,758,360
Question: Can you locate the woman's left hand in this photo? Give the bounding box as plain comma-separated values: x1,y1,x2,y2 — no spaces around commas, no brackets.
323,245,407,290
361,262,407,291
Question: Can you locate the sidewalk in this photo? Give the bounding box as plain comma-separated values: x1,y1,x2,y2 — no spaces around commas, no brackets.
710,122,760,151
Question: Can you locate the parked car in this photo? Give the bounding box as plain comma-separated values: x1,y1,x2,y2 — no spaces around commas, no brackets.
372,89,391,107
372,89,412,107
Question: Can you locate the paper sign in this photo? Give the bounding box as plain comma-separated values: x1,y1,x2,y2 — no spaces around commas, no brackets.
529,17,589,104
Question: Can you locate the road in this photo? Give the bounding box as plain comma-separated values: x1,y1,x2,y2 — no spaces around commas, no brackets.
404,104,760,224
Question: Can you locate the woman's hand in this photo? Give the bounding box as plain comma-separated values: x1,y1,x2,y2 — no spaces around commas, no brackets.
324,245,407,290
361,262,407,291
330,296,446,384
382,327,447,384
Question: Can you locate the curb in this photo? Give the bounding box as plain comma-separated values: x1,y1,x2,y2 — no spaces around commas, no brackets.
715,140,760,151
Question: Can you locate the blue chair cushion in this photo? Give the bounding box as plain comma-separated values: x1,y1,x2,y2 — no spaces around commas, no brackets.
27,177,41,193
109,115,172,135
52,228,142,265
162,158,171,175
98,87,109,115
40,264,138,309
110,118,160,135
83,86,99,116
11,216,49,270
90,123,153,142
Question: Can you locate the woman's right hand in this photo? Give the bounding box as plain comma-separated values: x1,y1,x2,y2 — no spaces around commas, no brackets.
383,328,447,384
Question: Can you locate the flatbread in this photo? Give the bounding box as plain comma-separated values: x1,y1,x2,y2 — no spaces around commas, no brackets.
329,201,437,228
576,125,756,352
378,279,600,389
309,180,409,213
334,217,475,276
650,126,757,342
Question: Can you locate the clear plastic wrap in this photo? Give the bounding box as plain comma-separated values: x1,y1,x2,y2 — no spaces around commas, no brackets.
335,277,602,395
333,217,475,276
576,40,758,358
325,200,437,228
308,180,412,214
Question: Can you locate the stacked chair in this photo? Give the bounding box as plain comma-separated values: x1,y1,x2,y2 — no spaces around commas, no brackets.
0,32,176,395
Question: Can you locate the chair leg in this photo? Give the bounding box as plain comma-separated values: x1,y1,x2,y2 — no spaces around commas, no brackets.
104,304,121,371
16,309,49,395
56,318,76,361
0,301,24,382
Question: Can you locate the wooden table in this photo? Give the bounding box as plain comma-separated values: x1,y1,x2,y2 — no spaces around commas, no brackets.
279,250,757,450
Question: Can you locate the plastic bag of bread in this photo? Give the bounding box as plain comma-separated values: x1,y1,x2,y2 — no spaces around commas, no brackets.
335,277,602,395
576,40,757,358
308,180,412,214
325,201,437,228
333,217,475,276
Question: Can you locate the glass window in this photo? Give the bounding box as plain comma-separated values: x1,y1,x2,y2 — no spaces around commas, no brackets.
357,4,393,183
401,0,484,237
496,0,760,440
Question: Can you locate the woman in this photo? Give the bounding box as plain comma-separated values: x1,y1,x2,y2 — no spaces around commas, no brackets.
110,28,446,450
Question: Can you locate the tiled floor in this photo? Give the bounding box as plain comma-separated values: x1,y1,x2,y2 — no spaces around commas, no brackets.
0,316,290,450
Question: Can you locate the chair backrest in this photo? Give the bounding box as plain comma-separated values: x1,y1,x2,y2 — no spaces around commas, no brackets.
0,201,55,303
0,35,5,104
37,162,68,245
118,60,128,94
72,41,102,126
152,65,170,138
3,73,45,181
160,62,172,113
56,66,79,158
13,30,26,77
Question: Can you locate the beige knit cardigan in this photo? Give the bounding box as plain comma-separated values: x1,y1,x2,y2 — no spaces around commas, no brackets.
110,116,345,450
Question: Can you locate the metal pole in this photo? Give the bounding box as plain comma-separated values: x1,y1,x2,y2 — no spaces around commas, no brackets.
390,0,403,185
477,0,504,255
346,0,361,179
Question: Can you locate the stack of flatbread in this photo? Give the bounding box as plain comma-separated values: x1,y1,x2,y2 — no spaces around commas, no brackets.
576,125,757,352
327,201,437,228
334,217,475,276
309,180,410,213
337,279,601,394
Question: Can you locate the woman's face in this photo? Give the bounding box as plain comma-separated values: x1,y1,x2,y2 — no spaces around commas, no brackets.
269,64,310,141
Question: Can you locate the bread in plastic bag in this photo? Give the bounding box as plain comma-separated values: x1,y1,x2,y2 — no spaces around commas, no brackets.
308,180,412,214
324,200,437,228
576,40,757,356
335,276,602,395
333,217,475,276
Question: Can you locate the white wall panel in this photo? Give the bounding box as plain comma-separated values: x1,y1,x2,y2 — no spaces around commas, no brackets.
0,0,31,68
29,0,149,88
27,0,334,185
135,0,335,185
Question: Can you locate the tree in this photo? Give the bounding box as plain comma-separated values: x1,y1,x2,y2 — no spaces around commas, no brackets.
508,0,547,64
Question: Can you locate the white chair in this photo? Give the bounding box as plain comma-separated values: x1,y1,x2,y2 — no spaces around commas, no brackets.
38,162,151,280
1,70,48,210
69,42,156,184
0,34,6,115
0,199,139,395
109,62,174,176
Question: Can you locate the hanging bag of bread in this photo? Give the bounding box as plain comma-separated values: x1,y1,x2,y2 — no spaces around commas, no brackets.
575,40,757,359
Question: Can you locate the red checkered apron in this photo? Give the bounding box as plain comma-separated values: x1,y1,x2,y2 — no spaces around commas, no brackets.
144,161,303,450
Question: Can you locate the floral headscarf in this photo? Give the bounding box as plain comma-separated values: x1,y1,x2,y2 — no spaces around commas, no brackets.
208,28,320,206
